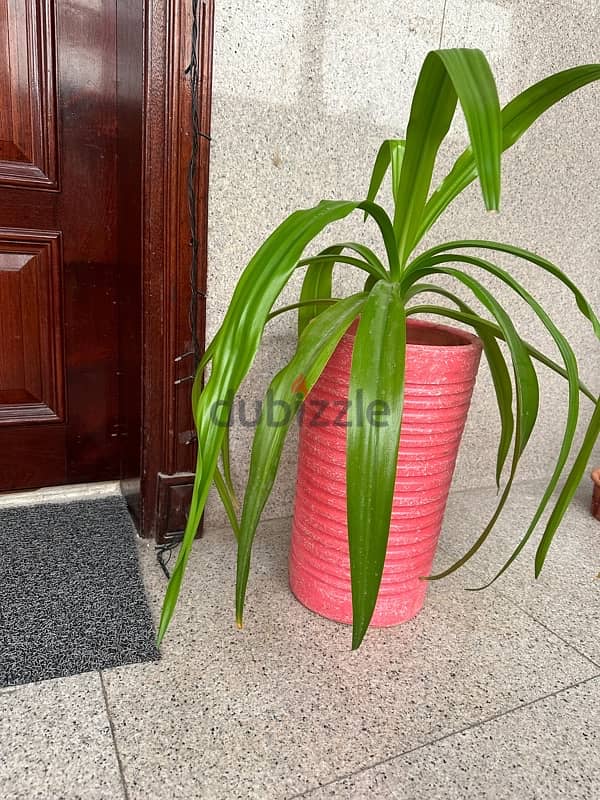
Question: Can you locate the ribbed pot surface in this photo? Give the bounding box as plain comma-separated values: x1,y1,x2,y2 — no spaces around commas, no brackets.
289,319,482,627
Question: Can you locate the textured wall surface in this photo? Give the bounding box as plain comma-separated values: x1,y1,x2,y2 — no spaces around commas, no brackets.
206,0,600,526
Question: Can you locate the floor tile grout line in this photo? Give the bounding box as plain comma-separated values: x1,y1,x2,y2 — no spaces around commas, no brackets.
485,586,600,671
435,542,600,671
289,672,600,799
99,671,131,800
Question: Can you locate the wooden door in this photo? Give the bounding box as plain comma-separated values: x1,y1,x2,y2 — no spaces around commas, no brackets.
0,1,121,490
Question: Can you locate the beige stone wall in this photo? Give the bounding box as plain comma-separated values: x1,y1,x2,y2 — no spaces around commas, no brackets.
205,0,600,526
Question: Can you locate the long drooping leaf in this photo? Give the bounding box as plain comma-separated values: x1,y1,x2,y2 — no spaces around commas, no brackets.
406,301,597,581
395,49,501,267
404,304,595,403
363,274,380,293
296,244,388,336
191,337,217,425
406,282,514,486
535,398,600,576
236,294,368,627
269,298,337,322
305,243,389,278
297,245,342,336
335,242,388,276
158,199,388,643
297,254,384,279
411,253,580,584
360,201,400,278
191,343,240,537
403,265,539,452
402,268,539,578
364,139,406,213
220,418,238,511
213,467,240,539
346,281,407,648
417,65,600,246
410,239,600,338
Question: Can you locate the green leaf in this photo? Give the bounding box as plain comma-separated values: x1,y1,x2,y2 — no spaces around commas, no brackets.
220,423,239,514
418,65,600,246
302,242,388,280
158,199,383,644
535,398,600,576
363,273,380,293
407,282,514,487
296,242,388,336
394,48,502,267
364,139,406,214
404,304,595,404
300,243,388,278
213,467,240,539
335,242,388,277
297,253,384,279
403,268,539,579
360,201,400,278
297,245,341,337
410,253,580,585
346,281,407,649
410,240,600,339
404,264,539,453
236,293,368,627
268,298,337,323
191,337,217,425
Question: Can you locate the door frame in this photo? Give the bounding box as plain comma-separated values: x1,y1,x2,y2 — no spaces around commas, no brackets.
120,0,214,541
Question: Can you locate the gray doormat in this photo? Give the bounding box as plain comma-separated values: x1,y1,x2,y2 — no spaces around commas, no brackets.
0,496,159,688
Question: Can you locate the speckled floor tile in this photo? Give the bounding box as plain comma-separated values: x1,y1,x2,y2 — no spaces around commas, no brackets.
0,672,124,800
300,675,600,799
438,480,600,665
102,517,598,800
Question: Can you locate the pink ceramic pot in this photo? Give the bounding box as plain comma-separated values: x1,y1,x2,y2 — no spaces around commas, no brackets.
289,319,482,627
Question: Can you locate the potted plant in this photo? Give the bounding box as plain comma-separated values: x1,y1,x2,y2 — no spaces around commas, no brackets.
158,48,600,649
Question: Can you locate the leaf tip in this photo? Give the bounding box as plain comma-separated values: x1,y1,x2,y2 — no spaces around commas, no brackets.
465,582,487,592
351,623,368,651
155,618,168,647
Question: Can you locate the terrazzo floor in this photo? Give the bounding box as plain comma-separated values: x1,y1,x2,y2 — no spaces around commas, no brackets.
1,479,599,799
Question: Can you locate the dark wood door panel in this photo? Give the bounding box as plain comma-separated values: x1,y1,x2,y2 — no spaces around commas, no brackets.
57,0,120,483
0,0,121,492
0,0,58,188
0,425,66,489
63,258,120,482
0,191,58,228
0,227,64,424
